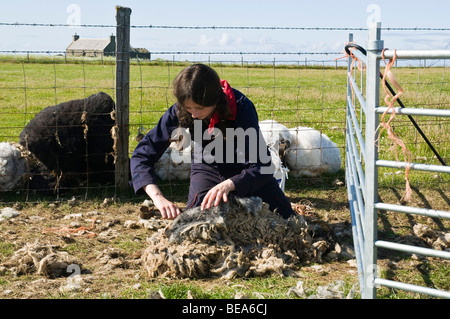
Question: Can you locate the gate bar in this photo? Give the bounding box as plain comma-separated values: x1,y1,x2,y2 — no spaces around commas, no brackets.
375,203,450,220
376,160,450,174
346,99,366,159
348,74,367,113
375,240,450,259
374,278,450,299
380,49,450,60
376,107,450,117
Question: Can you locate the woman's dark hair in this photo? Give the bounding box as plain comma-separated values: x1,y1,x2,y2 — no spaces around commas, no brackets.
173,64,230,129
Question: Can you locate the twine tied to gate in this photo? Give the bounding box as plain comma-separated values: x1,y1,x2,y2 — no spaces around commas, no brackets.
378,49,412,203
336,42,366,114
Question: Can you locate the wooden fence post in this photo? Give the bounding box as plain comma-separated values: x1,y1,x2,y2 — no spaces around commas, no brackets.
115,6,131,190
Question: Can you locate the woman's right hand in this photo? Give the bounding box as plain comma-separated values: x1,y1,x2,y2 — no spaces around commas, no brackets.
144,184,181,219
152,194,181,219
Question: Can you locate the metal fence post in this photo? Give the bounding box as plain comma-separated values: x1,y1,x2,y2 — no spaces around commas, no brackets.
115,6,131,190
346,33,353,110
363,22,383,299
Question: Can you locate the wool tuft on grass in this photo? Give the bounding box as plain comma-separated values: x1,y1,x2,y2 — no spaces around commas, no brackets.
0,241,80,278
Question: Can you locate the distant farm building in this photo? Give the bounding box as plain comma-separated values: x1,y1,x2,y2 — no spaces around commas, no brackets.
66,34,150,59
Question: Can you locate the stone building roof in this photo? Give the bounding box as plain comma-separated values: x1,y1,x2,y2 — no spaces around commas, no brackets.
66,38,111,51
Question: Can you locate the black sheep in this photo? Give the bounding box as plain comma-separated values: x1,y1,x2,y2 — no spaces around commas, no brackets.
19,92,116,188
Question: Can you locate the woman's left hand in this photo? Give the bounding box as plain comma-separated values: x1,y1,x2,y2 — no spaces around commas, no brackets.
201,179,235,211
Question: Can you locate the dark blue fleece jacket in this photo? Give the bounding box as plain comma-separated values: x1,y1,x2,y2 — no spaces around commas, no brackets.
130,88,275,197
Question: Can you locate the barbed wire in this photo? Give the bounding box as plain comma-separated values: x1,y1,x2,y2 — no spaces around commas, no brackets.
1,22,450,31
0,50,343,56
143,51,343,55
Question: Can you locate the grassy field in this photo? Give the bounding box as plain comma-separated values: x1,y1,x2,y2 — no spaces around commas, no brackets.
0,55,449,300
0,56,349,148
1,56,448,146
1,55,448,187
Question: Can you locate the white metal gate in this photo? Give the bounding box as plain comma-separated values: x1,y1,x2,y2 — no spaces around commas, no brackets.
345,22,450,299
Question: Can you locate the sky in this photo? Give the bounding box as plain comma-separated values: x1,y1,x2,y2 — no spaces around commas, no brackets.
0,0,449,64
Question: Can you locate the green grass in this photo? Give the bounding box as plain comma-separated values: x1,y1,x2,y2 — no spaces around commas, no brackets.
0,56,448,300
377,260,450,299
1,55,448,189
0,241,15,257
45,273,358,299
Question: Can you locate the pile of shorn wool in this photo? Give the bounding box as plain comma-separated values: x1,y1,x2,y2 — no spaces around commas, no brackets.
142,196,332,279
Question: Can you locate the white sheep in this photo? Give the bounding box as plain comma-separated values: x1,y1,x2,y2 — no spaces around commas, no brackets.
286,126,341,177
259,120,341,178
154,120,342,182
154,142,191,181
154,128,192,181
0,142,27,191
259,119,292,147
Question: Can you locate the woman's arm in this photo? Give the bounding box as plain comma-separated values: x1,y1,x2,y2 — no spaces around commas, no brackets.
130,104,182,219
130,104,179,194
144,184,181,219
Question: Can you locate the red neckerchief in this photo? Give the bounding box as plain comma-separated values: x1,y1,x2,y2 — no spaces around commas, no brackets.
208,79,237,134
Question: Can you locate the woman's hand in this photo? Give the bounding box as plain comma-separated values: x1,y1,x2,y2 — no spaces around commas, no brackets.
144,184,181,219
201,179,235,211
152,195,181,220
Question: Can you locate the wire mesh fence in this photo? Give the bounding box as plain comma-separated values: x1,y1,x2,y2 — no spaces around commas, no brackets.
0,13,448,203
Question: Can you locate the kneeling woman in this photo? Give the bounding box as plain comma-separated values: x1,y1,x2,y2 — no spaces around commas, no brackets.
130,64,295,220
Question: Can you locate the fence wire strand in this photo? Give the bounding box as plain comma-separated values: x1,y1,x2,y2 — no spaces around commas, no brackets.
2,22,450,31
0,20,448,201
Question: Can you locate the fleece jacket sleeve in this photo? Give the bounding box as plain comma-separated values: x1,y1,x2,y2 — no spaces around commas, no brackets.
129,104,179,194
228,90,274,196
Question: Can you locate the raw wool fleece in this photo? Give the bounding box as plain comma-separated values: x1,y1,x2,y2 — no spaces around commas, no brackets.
142,196,327,279
0,241,80,278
